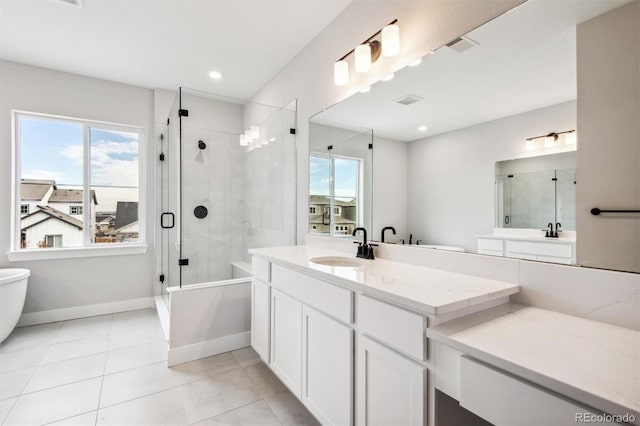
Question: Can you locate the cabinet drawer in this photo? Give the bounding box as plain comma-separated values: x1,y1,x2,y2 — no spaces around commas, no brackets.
357,294,427,361
271,264,353,324
505,240,572,258
460,357,615,426
477,238,503,252
252,256,270,283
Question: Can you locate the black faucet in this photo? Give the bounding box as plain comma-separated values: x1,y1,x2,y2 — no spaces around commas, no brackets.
555,222,562,237
544,222,560,238
381,226,396,243
353,227,377,259
416,240,422,245
409,233,413,245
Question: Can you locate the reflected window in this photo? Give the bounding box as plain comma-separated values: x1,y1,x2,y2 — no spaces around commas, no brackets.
309,154,361,237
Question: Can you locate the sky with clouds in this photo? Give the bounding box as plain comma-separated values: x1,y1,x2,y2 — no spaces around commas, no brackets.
309,156,358,199
20,116,139,211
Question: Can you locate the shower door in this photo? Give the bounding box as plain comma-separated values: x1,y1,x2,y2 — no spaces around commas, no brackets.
157,95,181,304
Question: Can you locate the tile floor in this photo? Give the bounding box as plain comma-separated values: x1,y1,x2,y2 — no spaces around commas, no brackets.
0,309,319,426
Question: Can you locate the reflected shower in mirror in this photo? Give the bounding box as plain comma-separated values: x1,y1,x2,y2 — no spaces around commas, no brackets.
309,0,639,272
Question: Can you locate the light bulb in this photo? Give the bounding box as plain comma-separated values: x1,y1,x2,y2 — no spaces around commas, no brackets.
418,125,428,132
544,135,556,148
525,140,536,152
208,70,223,80
239,134,248,146
334,60,349,86
565,132,577,145
355,44,372,73
381,24,400,57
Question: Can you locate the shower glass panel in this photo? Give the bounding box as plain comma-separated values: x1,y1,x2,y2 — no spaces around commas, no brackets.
157,95,180,304
176,88,296,287
556,169,576,230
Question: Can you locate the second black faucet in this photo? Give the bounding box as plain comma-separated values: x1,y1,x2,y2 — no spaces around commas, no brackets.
353,227,377,259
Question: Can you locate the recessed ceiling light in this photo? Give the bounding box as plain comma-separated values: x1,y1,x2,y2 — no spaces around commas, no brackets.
408,58,422,67
359,86,371,93
208,70,223,80
418,125,428,132
381,73,394,82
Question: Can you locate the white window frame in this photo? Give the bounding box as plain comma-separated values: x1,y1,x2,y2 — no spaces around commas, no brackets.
9,110,147,261
309,153,362,238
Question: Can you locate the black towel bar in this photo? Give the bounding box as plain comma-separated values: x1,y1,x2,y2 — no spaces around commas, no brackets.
591,208,640,215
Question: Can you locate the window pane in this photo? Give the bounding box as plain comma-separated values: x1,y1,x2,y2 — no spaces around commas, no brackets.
333,157,359,236
19,116,84,249
90,128,140,244
309,156,330,235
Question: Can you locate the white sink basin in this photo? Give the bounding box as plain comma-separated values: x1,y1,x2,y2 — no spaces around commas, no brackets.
309,256,363,268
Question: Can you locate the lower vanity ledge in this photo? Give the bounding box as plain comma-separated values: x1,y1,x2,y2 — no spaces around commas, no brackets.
426,303,640,424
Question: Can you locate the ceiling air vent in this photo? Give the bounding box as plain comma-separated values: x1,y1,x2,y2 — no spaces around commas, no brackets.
395,94,423,106
55,0,83,7
446,36,478,53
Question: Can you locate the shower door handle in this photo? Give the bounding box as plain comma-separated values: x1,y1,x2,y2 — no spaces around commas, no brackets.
161,212,175,229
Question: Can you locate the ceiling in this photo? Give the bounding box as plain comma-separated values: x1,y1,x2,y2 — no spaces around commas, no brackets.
314,0,631,142
0,0,353,100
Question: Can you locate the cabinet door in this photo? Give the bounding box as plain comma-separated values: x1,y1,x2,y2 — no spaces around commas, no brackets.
251,278,270,362
270,288,302,397
302,305,353,426
356,335,426,426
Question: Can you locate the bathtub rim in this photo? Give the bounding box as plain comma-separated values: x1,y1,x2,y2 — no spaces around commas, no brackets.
0,268,30,286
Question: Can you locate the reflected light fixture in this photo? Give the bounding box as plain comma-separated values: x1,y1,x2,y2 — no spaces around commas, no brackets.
525,129,576,152
239,134,248,146
381,23,400,57
334,19,399,86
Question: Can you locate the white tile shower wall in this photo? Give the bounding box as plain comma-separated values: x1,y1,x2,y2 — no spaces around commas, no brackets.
179,94,246,285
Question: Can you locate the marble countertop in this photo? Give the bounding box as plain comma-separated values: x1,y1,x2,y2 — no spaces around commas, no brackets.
427,303,640,423
249,245,519,315
476,234,576,244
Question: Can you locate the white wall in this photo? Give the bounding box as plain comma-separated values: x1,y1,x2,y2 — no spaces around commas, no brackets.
576,0,640,273
372,136,408,243
248,0,526,243
0,60,155,313
406,101,576,251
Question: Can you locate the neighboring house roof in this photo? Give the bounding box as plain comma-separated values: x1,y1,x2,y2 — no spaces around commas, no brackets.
22,205,83,230
20,179,55,200
49,189,98,205
96,212,116,223
309,215,355,225
309,195,356,206
115,201,138,231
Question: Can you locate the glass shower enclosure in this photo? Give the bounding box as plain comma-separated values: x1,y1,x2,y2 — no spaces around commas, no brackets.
157,88,296,304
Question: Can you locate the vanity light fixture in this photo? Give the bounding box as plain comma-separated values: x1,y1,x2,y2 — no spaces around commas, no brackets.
525,129,576,151
333,19,399,86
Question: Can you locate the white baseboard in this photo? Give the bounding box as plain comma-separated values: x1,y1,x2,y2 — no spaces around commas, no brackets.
168,331,251,367
17,297,155,327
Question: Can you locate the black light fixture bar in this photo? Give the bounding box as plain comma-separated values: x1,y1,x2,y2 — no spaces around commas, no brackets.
526,129,575,141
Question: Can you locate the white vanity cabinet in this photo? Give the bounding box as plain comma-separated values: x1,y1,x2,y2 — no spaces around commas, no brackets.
356,335,426,426
477,236,575,265
302,305,353,426
270,288,303,397
251,278,270,362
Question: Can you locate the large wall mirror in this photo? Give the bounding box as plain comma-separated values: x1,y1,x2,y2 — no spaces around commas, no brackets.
309,0,640,273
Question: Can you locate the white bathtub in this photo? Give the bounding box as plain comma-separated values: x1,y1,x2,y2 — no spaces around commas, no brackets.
0,268,30,344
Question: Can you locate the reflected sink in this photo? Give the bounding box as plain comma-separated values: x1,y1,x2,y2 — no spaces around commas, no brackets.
309,256,363,268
